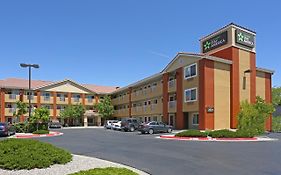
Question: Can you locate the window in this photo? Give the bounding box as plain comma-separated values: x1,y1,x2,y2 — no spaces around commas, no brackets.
184,88,197,102
43,92,50,101
184,63,197,79
192,113,199,125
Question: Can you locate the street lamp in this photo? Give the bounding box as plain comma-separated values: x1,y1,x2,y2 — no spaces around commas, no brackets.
20,63,39,119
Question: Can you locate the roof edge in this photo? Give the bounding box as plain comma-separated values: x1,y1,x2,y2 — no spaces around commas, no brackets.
256,67,275,74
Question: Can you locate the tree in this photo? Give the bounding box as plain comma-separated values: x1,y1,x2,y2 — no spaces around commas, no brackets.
59,104,85,126
272,86,281,106
13,101,28,123
238,96,275,135
29,107,50,131
94,95,114,119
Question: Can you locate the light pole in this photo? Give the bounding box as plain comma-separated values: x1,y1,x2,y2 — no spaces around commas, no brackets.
20,63,39,119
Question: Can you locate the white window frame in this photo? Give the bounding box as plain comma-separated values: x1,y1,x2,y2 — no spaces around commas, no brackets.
184,63,197,80
184,87,197,102
192,113,199,125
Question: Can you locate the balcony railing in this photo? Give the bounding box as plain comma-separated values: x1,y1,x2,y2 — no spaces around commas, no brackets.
168,100,176,108
168,80,176,88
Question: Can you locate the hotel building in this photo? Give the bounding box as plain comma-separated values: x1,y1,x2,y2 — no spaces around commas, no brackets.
0,23,274,130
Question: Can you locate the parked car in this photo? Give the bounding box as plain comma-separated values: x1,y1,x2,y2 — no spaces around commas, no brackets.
104,120,119,129
0,122,16,137
138,121,173,134
121,118,141,132
49,121,62,129
112,121,122,130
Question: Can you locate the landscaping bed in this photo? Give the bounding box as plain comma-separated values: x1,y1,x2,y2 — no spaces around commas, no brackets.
175,129,255,138
69,167,138,175
0,139,72,170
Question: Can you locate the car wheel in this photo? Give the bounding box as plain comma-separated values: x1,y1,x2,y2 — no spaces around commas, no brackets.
167,128,172,133
141,131,145,134
148,129,154,134
130,126,135,132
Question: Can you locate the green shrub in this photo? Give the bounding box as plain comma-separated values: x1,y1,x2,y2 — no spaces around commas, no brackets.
13,123,28,133
272,116,281,132
69,167,138,175
0,139,72,170
238,96,274,135
208,129,255,138
32,130,49,134
12,122,49,133
175,130,208,137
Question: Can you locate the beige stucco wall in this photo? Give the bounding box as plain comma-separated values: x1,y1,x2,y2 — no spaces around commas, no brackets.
214,62,231,129
166,55,198,73
256,71,266,99
182,60,199,112
45,83,89,94
239,49,251,102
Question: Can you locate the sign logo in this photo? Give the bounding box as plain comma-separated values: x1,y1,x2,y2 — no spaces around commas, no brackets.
202,31,228,53
235,29,255,48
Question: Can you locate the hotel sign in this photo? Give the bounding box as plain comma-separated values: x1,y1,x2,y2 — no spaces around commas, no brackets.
235,29,255,48
202,31,228,53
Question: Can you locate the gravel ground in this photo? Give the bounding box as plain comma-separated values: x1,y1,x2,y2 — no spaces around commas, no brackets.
0,154,149,175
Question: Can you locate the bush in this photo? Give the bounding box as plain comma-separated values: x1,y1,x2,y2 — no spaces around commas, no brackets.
12,122,49,133
32,130,49,134
69,167,138,175
208,129,255,138
0,139,72,170
175,130,208,137
238,96,274,135
272,116,281,132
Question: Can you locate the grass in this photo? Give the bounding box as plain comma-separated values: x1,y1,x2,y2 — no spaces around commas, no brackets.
32,130,50,134
0,139,72,170
68,167,138,175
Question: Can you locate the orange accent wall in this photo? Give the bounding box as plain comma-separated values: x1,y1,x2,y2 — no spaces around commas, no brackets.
68,92,72,105
95,95,99,104
211,47,240,128
265,73,272,131
129,88,132,117
53,91,57,119
81,93,85,105
199,59,214,130
20,89,24,122
176,67,184,129
37,91,41,108
162,73,169,123
250,53,256,103
0,89,5,122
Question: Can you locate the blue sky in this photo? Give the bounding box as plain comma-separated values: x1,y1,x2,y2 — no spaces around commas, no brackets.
0,0,280,87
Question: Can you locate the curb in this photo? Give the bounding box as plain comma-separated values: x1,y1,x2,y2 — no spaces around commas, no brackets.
159,135,278,142
12,131,63,138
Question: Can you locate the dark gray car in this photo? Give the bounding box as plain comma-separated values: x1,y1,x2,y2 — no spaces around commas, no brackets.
0,122,16,136
138,121,173,134
121,118,141,132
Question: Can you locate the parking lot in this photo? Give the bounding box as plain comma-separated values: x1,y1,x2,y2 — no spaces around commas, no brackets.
24,128,281,175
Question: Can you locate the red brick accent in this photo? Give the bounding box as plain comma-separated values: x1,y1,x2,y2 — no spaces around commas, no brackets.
0,89,5,122
129,88,132,117
81,94,85,105
162,73,169,124
68,92,72,105
37,91,41,108
176,67,184,129
265,73,272,131
20,89,24,122
211,47,240,128
250,53,256,103
53,91,57,119
95,95,99,104
199,59,214,130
